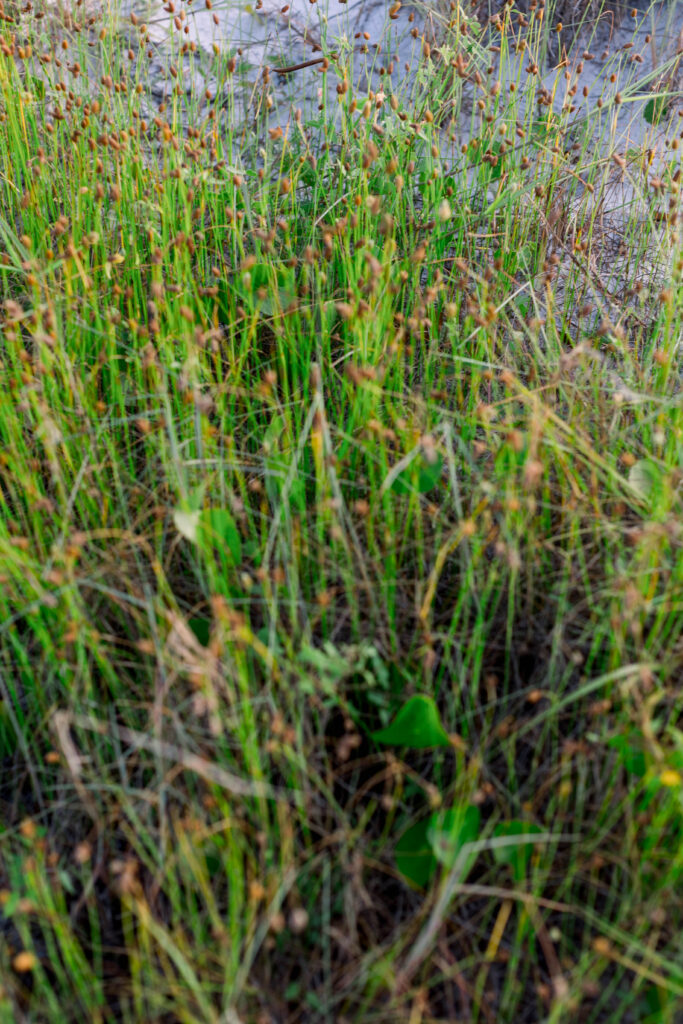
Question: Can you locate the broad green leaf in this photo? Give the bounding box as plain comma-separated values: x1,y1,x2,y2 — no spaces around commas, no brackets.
396,805,481,887
395,817,437,887
243,539,262,564
417,454,444,493
0,702,18,758
189,617,211,648
199,508,242,565
371,695,450,748
1,890,21,916
391,453,443,495
263,414,285,454
608,732,647,778
492,821,543,881
428,805,481,875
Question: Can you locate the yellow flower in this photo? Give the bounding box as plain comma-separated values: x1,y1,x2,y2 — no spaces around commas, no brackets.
659,769,681,788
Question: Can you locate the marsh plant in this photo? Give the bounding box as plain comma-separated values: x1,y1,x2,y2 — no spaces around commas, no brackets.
0,0,682,1020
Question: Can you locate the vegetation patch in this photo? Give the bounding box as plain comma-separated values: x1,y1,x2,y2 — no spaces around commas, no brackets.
0,0,682,1020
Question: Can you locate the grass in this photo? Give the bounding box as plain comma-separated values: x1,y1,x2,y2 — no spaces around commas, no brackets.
0,0,682,1019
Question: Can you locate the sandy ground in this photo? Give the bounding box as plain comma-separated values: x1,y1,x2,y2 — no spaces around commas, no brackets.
124,0,682,194
41,0,683,177
38,0,682,321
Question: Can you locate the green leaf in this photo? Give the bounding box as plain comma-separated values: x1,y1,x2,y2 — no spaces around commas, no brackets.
608,732,647,778
199,508,242,565
305,992,324,1012
58,870,76,894
263,414,285,454
391,453,443,495
395,817,437,887
492,821,543,881
189,617,211,648
0,700,18,758
371,695,450,749
1,891,21,916
643,95,668,126
428,805,481,875
396,805,481,887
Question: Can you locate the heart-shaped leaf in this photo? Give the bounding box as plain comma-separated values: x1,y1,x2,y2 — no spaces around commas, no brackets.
492,821,543,881
371,695,450,749
395,817,436,887
607,732,647,778
391,453,443,495
396,805,482,887
189,617,211,648
429,805,481,873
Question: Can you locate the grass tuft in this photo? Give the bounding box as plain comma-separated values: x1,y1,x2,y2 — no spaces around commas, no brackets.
0,0,682,1020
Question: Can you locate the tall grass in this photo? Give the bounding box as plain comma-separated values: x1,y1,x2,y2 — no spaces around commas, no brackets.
0,0,682,1020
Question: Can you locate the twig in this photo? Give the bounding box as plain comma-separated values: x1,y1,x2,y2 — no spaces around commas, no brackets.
274,55,335,75
52,710,294,800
